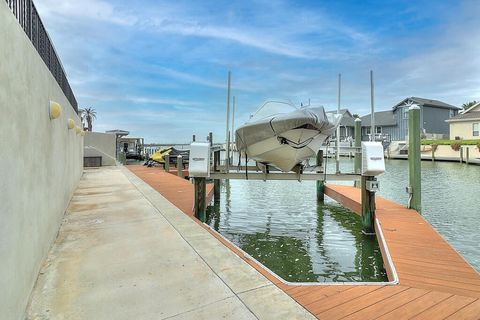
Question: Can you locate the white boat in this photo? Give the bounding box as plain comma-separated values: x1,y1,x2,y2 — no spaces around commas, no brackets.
235,101,342,172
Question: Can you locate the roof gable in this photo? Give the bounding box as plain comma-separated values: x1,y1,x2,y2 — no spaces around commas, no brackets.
361,110,396,126
393,97,460,111
462,101,480,114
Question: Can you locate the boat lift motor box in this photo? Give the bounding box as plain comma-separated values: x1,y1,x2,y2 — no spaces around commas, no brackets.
189,142,211,177
361,142,385,176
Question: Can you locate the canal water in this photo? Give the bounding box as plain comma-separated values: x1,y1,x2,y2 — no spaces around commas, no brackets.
206,158,480,282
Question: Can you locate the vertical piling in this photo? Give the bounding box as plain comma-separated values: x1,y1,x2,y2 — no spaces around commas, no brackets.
225,71,232,173
212,134,221,204
209,132,213,145
466,147,470,164
354,118,362,175
408,105,421,213
460,147,463,163
336,74,341,174
194,178,207,222
432,145,435,162
177,155,183,177
192,134,196,142
361,176,376,234
316,150,324,203
164,155,170,172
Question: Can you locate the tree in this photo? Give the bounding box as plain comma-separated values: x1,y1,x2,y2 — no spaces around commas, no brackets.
461,100,478,110
81,107,97,132
352,113,359,118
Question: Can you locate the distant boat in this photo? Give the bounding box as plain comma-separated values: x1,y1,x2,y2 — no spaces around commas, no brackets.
235,101,341,172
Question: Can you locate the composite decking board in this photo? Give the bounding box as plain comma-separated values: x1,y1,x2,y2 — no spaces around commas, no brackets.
445,299,480,320
316,285,409,320
411,295,477,320
305,286,382,314
341,287,429,320
128,167,480,319
376,291,453,319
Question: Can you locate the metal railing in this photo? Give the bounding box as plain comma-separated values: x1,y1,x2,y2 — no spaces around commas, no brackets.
5,0,78,113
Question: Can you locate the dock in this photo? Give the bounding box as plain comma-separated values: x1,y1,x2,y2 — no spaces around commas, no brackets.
127,165,480,319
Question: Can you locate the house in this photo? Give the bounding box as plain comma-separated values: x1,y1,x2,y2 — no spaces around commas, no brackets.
326,109,356,140
360,110,396,141
361,97,461,141
446,101,480,140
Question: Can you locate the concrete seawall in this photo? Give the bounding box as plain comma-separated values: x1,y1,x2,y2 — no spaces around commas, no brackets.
0,2,83,319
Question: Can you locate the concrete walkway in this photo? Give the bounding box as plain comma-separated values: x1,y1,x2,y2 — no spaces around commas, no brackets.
27,167,314,320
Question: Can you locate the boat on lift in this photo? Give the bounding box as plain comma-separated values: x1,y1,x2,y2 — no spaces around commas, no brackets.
235,100,342,172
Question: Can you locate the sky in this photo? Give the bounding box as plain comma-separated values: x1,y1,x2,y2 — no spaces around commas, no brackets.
34,0,480,143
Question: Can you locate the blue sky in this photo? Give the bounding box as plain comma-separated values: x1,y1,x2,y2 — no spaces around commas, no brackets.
35,0,480,143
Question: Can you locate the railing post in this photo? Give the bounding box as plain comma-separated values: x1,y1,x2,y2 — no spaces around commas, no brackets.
177,155,183,177
164,155,170,172
408,105,421,213
316,150,324,203
194,178,207,222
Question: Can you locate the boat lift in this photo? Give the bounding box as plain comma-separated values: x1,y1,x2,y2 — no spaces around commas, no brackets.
189,139,385,235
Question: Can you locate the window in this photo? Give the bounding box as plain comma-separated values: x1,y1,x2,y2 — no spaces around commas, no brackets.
376,126,382,134
403,107,409,119
473,123,479,137
365,127,371,135
450,109,455,118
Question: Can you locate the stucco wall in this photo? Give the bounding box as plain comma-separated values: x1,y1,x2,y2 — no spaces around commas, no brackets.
0,3,83,319
449,121,480,140
84,132,117,166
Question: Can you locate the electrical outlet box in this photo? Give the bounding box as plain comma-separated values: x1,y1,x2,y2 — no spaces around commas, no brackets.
189,142,211,177
366,180,379,192
361,142,385,176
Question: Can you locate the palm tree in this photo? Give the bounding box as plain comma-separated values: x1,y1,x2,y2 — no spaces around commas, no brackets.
461,100,478,111
81,107,97,132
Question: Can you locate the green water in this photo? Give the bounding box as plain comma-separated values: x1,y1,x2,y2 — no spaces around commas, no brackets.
206,179,388,283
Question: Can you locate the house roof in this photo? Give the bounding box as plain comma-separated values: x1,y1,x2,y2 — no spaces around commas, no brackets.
393,97,460,111
361,110,396,126
326,109,355,126
461,101,480,114
446,111,480,122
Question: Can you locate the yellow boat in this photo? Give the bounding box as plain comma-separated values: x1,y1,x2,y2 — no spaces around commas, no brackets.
150,147,173,163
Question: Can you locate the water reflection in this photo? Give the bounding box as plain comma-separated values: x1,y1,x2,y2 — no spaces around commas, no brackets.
206,179,387,283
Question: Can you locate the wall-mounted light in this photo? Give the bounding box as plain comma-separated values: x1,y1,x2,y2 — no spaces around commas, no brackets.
75,126,82,135
67,118,75,129
49,101,62,119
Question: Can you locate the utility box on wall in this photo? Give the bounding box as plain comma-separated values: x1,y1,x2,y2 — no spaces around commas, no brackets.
189,142,211,177
361,142,385,176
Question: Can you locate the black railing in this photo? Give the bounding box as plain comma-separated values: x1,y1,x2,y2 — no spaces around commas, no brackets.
5,0,78,113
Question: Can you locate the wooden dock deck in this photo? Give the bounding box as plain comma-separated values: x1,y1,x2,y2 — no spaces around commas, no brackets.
127,165,480,319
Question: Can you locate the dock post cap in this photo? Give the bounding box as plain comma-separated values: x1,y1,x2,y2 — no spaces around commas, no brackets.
354,118,362,122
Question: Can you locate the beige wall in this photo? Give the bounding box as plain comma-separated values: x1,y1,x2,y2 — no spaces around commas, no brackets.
449,121,480,140
84,132,117,166
423,145,480,159
0,3,83,319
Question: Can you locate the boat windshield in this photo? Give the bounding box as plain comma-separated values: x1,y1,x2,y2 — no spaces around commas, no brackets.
249,101,298,122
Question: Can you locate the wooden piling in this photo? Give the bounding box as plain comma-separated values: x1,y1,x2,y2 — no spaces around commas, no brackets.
316,150,324,203
466,147,470,164
432,145,435,162
408,105,421,213
177,155,183,177
361,176,376,234
194,178,207,222
192,134,196,142
164,155,170,172
460,147,463,163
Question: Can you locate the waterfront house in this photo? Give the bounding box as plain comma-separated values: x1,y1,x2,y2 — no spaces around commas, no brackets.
446,101,480,140
326,109,356,140
361,97,461,141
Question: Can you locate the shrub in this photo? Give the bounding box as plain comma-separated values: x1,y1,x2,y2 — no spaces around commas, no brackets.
422,139,480,146
451,142,461,151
